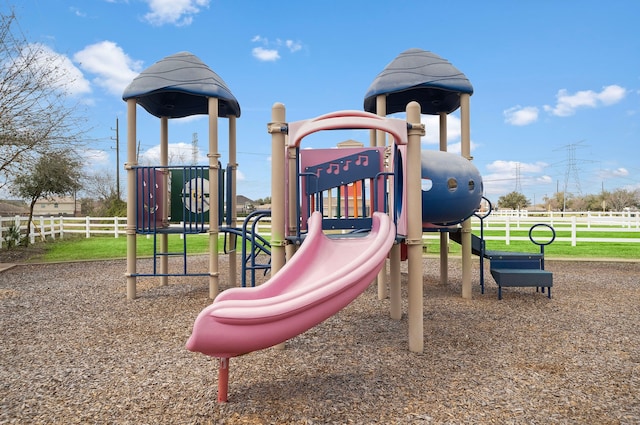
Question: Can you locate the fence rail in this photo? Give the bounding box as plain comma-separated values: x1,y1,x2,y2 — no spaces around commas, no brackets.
1,212,639,249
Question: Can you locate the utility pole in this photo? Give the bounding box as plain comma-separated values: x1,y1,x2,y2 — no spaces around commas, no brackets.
111,118,121,200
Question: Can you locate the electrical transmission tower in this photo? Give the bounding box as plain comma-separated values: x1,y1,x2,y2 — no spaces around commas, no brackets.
553,140,589,197
514,162,522,193
192,132,198,165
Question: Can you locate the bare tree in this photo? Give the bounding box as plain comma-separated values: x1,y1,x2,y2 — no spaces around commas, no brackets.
606,188,637,211
0,10,87,190
79,171,126,216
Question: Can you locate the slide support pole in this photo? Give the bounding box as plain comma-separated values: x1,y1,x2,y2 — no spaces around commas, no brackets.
217,357,229,403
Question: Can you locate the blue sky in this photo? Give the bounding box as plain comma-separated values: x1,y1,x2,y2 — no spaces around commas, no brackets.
9,0,640,204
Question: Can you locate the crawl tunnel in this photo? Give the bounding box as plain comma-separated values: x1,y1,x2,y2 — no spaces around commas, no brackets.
420,150,483,227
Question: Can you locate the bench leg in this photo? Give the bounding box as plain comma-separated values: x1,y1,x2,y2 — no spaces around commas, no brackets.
498,285,502,300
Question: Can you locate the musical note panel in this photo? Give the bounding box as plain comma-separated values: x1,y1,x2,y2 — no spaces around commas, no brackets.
303,149,380,195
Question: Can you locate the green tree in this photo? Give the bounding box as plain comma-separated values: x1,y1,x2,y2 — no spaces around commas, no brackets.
543,192,573,211
575,193,607,211
11,151,82,245
497,191,530,210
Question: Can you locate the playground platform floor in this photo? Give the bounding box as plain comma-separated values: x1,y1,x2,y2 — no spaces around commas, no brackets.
1,255,638,424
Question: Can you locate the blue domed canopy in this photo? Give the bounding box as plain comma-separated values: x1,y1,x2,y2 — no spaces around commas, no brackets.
122,51,240,119
364,48,473,115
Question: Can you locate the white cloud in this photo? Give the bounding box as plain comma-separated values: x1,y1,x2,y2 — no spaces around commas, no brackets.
138,143,207,165
487,160,547,174
482,160,551,197
612,167,629,177
81,149,110,167
250,35,303,62
252,47,280,62
285,40,302,53
73,41,143,96
544,85,627,117
504,106,539,126
17,44,91,97
598,167,629,179
418,114,480,154
420,114,461,145
143,0,210,26
69,7,86,17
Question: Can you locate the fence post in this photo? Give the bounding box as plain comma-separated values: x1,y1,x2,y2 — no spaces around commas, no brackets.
505,216,511,245
114,216,119,238
14,216,20,245
85,216,91,238
571,216,577,246
38,216,45,241
30,220,35,245
49,216,55,240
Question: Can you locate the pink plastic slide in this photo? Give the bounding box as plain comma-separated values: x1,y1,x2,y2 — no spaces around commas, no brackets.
186,211,396,358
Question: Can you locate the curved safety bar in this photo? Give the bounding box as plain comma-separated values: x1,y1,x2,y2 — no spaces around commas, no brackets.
287,110,409,148
528,223,556,247
474,196,493,220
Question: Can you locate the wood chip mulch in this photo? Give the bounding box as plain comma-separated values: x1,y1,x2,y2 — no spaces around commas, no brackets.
1,255,639,424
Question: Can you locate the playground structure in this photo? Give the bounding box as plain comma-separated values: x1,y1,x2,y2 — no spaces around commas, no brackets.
122,48,552,402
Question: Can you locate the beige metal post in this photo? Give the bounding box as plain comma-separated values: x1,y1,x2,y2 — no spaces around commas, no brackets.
228,115,237,287
375,94,388,301
438,112,449,286
269,103,286,277
406,101,424,353
460,93,472,299
287,140,297,239
376,92,401,320
389,245,401,320
125,99,138,299
160,116,169,286
208,97,220,298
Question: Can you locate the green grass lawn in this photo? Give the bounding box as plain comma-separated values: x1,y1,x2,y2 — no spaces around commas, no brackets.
32,234,229,262
19,229,640,263
425,230,639,260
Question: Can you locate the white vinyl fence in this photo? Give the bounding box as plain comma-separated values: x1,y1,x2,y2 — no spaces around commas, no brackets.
1,211,639,249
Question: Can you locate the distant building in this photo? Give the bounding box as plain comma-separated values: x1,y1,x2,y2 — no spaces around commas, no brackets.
0,200,29,217
33,196,78,216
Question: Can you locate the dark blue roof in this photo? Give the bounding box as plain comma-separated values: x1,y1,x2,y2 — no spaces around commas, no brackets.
122,51,240,118
364,48,473,115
